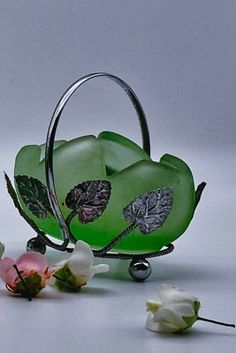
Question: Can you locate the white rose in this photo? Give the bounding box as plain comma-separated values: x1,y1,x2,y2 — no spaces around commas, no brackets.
146,284,200,333
52,240,109,291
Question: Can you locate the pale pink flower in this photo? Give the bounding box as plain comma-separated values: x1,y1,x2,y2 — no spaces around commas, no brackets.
0,252,54,299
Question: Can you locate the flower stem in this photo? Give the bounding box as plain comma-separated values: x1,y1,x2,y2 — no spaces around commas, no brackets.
198,316,235,328
13,264,32,301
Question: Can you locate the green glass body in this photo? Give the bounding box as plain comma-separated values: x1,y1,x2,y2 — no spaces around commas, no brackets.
14,131,196,253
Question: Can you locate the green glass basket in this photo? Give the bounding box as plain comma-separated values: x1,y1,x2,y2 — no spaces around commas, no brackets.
6,73,205,280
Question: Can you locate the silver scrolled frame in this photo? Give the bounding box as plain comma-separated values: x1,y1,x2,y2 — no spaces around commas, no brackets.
45,72,151,252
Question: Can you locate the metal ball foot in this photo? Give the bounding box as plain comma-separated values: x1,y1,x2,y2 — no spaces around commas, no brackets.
26,236,47,254
128,258,152,281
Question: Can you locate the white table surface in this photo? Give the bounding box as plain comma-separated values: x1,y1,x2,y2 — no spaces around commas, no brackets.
0,241,235,353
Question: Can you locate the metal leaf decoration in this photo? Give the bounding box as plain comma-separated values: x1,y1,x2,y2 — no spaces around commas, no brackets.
15,175,53,219
123,188,173,234
65,180,111,223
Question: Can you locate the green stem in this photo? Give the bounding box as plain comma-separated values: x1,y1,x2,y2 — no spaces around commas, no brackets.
198,316,235,328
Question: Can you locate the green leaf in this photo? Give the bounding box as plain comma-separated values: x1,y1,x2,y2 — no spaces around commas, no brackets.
15,273,42,298
15,175,52,219
123,188,173,234
183,300,201,328
53,265,79,292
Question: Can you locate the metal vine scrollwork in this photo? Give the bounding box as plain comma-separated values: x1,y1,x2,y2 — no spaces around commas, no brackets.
6,172,176,256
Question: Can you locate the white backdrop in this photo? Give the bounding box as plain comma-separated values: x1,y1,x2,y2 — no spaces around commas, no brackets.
0,1,235,352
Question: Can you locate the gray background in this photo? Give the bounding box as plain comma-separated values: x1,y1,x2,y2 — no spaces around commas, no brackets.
0,1,235,352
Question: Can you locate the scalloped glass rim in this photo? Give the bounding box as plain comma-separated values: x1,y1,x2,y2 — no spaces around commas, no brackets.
14,131,195,253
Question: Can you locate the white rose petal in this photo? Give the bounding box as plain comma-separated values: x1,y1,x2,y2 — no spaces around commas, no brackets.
154,304,188,329
146,312,162,332
146,300,163,313
90,264,110,278
68,240,94,278
158,284,198,305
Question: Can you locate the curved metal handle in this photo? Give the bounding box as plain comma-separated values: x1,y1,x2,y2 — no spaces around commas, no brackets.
45,72,150,249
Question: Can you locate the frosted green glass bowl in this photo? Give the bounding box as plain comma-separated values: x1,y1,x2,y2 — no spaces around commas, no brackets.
14,130,195,253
